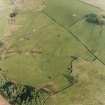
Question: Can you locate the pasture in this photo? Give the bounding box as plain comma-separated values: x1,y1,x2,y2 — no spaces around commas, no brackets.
0,0,105,105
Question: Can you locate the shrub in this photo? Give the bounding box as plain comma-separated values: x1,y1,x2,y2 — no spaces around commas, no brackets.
86,13,105,25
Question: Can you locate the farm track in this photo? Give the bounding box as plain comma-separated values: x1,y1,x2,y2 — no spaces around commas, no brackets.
79,0,101,10
80,0,105,11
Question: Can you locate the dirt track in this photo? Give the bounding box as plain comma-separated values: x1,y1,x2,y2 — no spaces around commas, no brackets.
81,0,105,11
0,95,10,105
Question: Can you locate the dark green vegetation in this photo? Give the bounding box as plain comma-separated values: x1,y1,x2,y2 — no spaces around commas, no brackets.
0,78,49,105
86,13,105,25
0,0,105,105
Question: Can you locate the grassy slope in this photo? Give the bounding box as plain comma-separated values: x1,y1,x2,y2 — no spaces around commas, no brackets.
0,11,93,89
0,0,105,105
46,59,105,105
70,19,105,64
43,0,100,27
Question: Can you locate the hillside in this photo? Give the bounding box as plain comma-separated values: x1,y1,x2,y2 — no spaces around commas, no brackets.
0,0,105,105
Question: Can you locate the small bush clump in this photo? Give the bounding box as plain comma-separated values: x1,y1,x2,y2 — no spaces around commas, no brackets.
86,13,105,25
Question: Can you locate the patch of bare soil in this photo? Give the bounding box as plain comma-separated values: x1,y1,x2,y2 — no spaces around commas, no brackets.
4,24,21,37
9,24,22,35
0,95,10,105
9,25,18,33
81,0,105,11
37,81,59,94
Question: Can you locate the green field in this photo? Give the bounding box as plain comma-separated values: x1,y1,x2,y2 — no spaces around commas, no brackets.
70,18,105,64
0,0,105,105
43,0,100,27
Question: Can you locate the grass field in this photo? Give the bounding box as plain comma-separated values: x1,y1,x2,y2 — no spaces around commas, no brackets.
43,0,100,27
70,17,105,64
0,0,105,105
0,11,94,89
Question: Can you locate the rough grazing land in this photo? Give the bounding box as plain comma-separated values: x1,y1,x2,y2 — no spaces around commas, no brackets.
0,0,105,105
